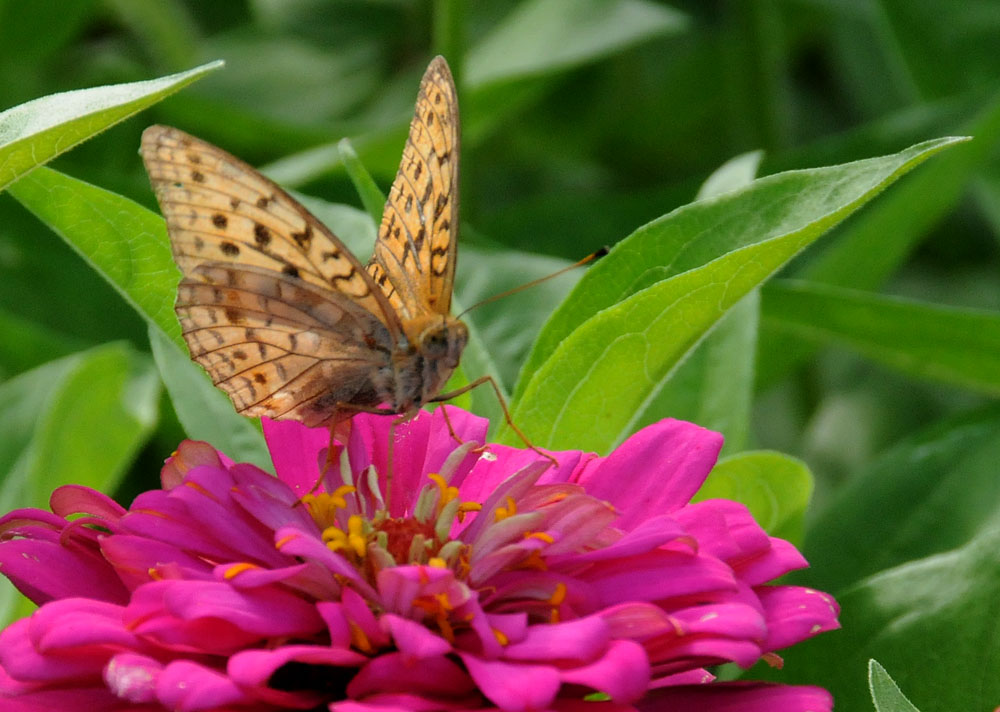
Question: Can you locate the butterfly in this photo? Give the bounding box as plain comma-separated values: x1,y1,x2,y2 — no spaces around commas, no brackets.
141,56,469,429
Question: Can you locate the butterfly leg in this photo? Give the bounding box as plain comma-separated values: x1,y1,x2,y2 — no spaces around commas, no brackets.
432,376,558,468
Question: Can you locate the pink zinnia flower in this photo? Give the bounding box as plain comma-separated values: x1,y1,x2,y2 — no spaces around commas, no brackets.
0,407,838,711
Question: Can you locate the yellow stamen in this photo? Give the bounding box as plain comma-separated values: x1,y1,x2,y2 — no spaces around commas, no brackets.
183,480,214,498
428,557,447,568
329,484,357,508
349,621,374,654
525,531,554,544
223,562,259,580
494,496,517,521
493,628,509,646
516,550,548,571
147,567,163,581
347,515,367,558
548,582,567,624
456,500,482,523
274,533,298,550
437,614,455,643
549,582,567,605
434,592,453,612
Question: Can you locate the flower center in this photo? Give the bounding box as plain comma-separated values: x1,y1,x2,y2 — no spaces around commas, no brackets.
301,472,481,585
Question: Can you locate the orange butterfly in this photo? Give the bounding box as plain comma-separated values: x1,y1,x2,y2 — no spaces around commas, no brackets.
141,57,469,429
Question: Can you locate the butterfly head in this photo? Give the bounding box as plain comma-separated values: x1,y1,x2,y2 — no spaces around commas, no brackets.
418,315,467,368
401,314,468,406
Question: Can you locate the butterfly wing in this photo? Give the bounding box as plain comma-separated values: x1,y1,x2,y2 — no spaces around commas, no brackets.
368,56,459,323
141,125,402,339
141,125,402,425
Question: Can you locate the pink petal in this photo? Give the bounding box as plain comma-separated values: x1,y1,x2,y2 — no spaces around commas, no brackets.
757,586,840,652
641,681,833,712
155,660,248,711
49,485,127,521
0,616,107,683
459,654,561,712
502,616,609,663
104,652,161,703
160,439,225,489
585,550,737,607
348,652,476,699
0,535,126,605
558,639,650,703
263,417,329,495
381,614,452,659
574,419,723,529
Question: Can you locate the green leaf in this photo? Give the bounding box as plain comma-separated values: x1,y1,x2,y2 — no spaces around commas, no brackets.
0,307,86,381
0,342,159,626
433,0,466,87
103,0,199,71
0,343,159,512
148,327,271,471
772,515,1000,712
0,61,222,192
696,150,764,200
632,152,763,452
507,137,965,452
694,450,813,545
870,660,922,712
7,166,182,345
802,404,1000,594
757,92,1000,388
337,137,386,225
466,0,688,87
761,280,1000,396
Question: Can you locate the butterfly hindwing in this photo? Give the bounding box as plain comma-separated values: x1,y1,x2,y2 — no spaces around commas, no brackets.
368,56,459,322
174,262,394,425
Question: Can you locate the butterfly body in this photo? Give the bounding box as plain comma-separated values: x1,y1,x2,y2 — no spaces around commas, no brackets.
143,57,464,428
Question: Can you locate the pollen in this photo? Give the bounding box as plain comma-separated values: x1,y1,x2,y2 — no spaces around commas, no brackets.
223,562,259,579
302,486,356,528
548,583,567,624
494,496,517,521
323,514,369,558
525,531,554,544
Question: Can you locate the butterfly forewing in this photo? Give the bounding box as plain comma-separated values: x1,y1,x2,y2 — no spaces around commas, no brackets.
369,56,459,321
141,125,398,333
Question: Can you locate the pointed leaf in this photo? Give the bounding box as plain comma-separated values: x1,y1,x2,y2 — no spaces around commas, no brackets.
761,280,1000,396
466,0,687,87
507,138,965,452
633,152,763,451
870,661,922,712
0,61,222,192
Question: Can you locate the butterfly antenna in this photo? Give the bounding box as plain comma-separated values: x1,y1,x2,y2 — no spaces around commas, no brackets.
456,246,609,318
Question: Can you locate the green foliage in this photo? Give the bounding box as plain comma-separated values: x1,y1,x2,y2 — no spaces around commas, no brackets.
0,62,221,192
869,661,922,712
505,138,962,452
1,3,1000,709
694,450,813,545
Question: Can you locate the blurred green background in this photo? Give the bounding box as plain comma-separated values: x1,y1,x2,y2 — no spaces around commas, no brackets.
3,1,1000,709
